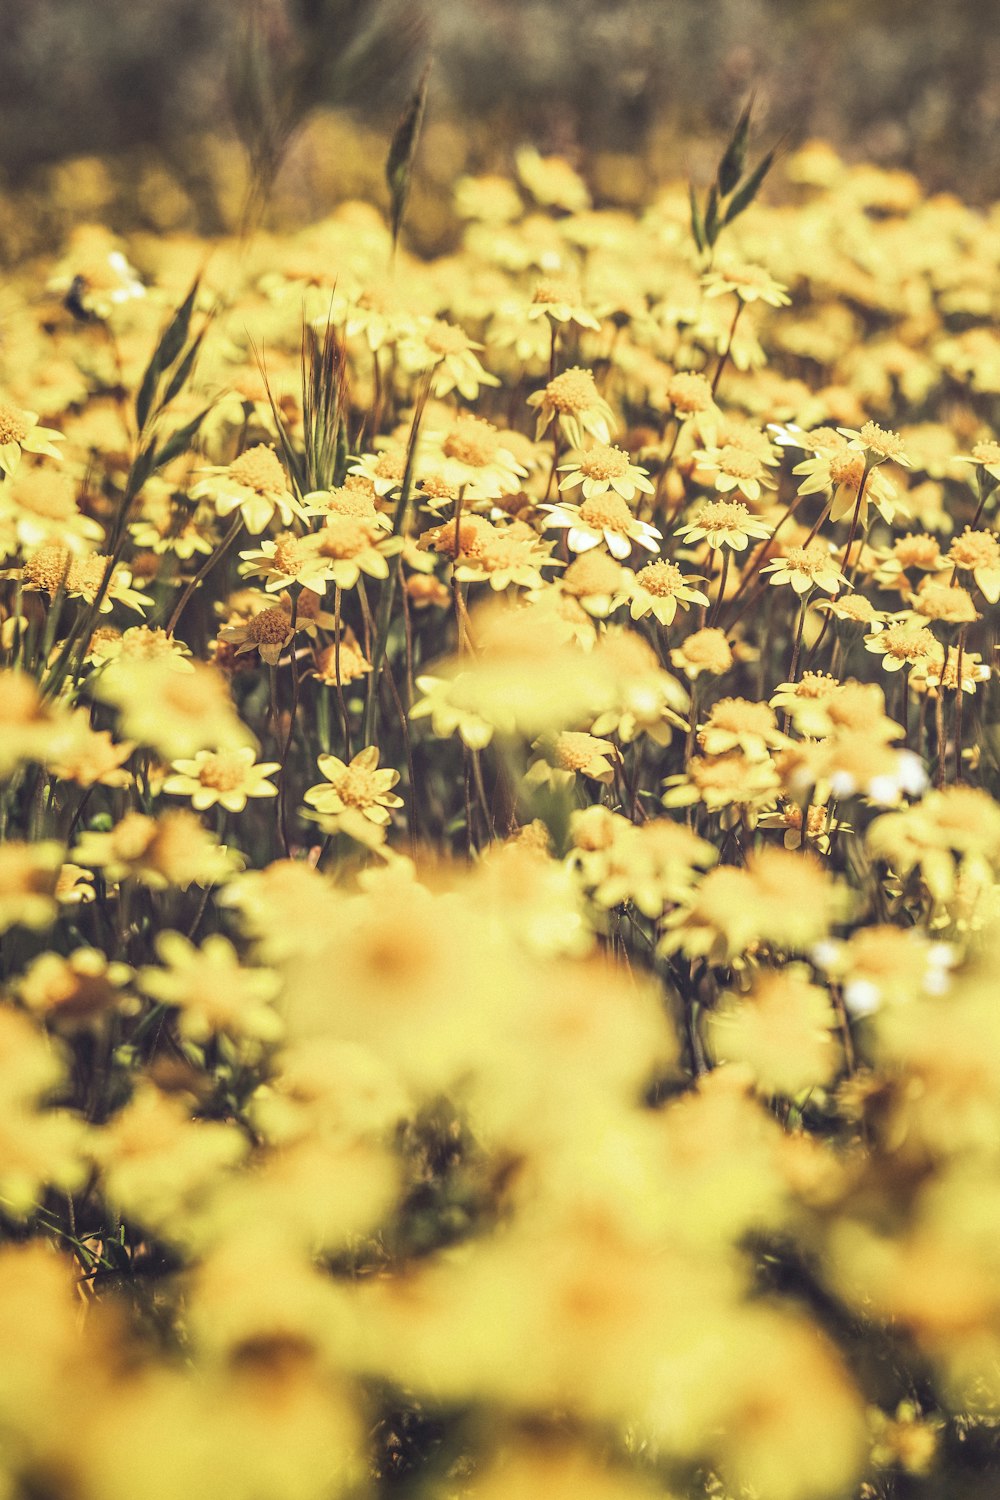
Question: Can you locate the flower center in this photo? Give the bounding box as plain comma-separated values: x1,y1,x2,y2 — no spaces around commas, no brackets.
229,445,286,495
695,500,752,533
881,625,938,662
636,560,684,596
197,753,249,792
666,372,713,413
860,421,906,462
578,493,634,531
577,444,630,481
715,445,761,480
442,418,500,468
247,607,293,644
829,452,866,487
544,367,600,414
949,528,999,569
0,400,30,446
318,518,377,560
23,545,73,592
972,440,1000,465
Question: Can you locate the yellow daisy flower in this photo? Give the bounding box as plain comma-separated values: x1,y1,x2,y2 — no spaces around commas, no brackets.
0,399,63,475
162,748,281,814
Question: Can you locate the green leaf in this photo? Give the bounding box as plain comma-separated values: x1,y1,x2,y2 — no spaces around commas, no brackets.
152,405,214,471
723,147,777,225
385,63,430,250
159,324,210,412
704,182,720,247
689,183,706,255
134,276,201,431
717,97,754,197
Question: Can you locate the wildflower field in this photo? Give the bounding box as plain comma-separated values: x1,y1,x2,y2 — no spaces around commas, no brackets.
4,104,1000,1500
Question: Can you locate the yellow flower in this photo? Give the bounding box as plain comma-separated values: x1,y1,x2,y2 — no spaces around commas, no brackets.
302,745,403,841
793,445,901,526
311,516,403,591
0,842,62,934
839,420,912,468
540,492,661,560
697,697,788,760
1,468,103,551
702,262,791,308
706,966,841,1096
947,528,1000,603
313,635,372,687
140,930,282,1045
867,786,1000,905
907,580,978,626
557,444,654,502
348,446,409,498
16,948,134,1034
401,317,501,400
454,526,559,591
559,550,635,618
625,560,709,626
669,626,734,679
761,541,848,595
73,810,237,890
162,748,280,814
238,532,332,596
19,546,153,614
864,621,939,672
535,731,621,785
95,657,253,756
515,145,591,212
189,445,303,535
956,438,1000,487
0,399,63,475
662,750,782,815
913,645,990,697
219,603,295,667
426,415,529,500
660,846,847,962
44,709,135,789
527,277,602,331
691,444,778,504
527,367,615,450
675,499,773,552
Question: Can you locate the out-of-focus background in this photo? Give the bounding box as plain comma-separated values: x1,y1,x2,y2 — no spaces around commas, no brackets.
2,0,997,257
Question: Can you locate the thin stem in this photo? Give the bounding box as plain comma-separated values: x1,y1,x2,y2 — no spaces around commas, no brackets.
165,512,243,638
709,547,731,626
711,299,743,398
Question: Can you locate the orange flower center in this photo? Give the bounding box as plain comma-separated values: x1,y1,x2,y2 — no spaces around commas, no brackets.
247,607,293,644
